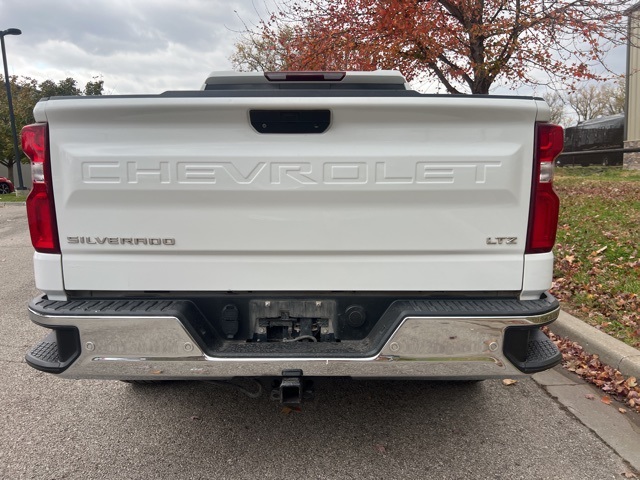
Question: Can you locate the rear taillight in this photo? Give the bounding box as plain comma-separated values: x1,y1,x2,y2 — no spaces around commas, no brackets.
526,123,563,254
22,123,60,254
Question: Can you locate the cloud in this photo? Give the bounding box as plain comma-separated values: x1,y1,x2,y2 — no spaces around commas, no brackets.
0,0,271,93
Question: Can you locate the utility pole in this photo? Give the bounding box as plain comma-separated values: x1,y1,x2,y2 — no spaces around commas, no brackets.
1,28,26,190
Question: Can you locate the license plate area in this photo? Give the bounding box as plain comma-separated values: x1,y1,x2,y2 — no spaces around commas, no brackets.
249,300,337,342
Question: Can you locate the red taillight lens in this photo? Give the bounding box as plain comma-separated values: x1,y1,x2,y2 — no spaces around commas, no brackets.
526,123,563,254
22,123,60,254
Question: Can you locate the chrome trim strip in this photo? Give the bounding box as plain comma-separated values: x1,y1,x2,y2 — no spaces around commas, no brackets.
526,309,560,325
28,307,559,380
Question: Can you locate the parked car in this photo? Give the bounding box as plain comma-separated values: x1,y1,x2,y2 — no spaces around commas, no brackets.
0,177,15,194
559,114,624,166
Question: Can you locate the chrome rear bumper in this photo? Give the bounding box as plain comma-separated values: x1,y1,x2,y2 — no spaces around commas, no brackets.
27,305,560,380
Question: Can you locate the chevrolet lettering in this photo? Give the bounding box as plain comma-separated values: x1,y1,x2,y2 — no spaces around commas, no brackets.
80,160,503,187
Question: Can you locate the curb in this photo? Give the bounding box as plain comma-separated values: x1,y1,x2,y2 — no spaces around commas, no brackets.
0,202,26,206
551,310,640,379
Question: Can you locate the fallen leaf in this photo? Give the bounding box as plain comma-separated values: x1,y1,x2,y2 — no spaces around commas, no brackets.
190,416,200,421
502,379,517,386
544,327,640,413
585,394,595,400
281,406,302,415
619,408,627,414
622,470,637,478
374,444,387,455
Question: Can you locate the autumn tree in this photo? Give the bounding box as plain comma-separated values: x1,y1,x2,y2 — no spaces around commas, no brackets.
83,77,105,96
0,76,104,183
234,0,632,94
231,26,296,72
39,77,104,97
544,79,625,126
543,92,568,126
561,80,625,123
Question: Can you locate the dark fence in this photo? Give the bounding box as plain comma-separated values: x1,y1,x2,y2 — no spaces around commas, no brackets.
559,147,640,156
560,114,626,166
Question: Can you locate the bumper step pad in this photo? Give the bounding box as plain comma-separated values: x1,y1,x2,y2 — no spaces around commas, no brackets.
508,329,562,374
26,331,79,373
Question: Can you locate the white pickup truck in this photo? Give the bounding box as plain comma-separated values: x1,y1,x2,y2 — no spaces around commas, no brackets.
23,71,563,402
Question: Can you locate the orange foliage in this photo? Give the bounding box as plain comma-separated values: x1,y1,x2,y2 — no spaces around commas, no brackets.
253,0,630,94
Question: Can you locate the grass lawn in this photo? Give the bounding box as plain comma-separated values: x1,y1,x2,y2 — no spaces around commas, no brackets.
552,166,640,348
0,193,27,202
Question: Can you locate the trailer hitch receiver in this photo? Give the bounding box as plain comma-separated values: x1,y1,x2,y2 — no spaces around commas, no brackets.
271,369,314,405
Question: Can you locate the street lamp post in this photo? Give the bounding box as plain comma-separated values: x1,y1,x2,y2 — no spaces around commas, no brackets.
1,28,26,191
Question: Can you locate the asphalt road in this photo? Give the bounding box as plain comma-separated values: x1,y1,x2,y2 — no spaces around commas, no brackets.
0,205,634,480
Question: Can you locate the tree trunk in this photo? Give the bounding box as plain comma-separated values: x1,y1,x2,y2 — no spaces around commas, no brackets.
471,76,492,94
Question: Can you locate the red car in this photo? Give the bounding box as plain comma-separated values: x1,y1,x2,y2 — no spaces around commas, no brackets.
0,177,15,194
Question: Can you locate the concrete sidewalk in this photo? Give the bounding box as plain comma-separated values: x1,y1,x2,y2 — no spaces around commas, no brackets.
536,313,640,473
551,310,640,379
534,367,640,472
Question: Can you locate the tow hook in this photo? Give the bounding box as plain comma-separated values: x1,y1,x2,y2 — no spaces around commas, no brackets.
271,370,314,405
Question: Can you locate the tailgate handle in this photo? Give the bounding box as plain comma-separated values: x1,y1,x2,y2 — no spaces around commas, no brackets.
250,110,330,134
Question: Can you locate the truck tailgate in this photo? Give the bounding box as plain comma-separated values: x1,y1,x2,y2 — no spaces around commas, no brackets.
38,95,542,292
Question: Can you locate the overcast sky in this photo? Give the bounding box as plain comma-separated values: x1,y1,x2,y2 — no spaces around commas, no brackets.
1,0,272,94
0,0,628,96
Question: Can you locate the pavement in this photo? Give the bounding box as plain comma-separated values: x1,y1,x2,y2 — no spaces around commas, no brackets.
537,301,640,474
534,368,640,473
1,203,640,479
